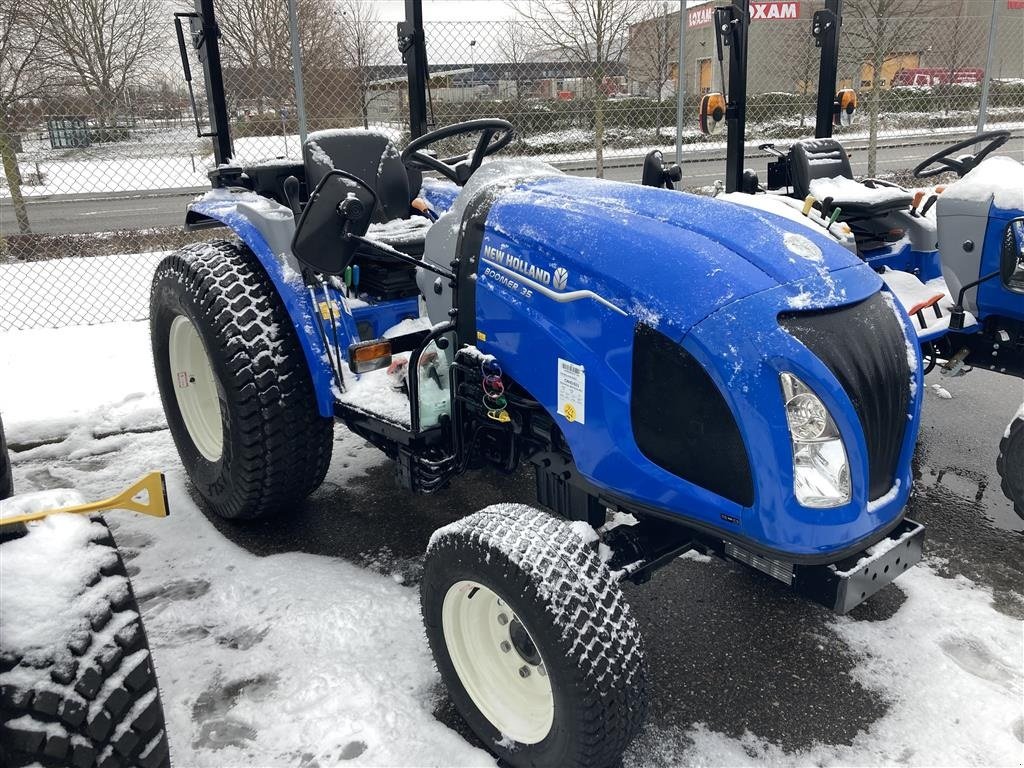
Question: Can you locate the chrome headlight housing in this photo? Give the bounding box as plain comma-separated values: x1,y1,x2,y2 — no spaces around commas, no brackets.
781,373,851,508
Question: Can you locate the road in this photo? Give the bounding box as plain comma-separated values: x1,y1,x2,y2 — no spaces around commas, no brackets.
3,132,1021,236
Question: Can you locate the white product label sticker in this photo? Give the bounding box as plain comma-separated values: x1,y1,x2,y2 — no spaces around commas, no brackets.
557,358,586,424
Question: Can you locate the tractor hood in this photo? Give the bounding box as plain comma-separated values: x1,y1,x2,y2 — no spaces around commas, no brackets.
477,171,879,338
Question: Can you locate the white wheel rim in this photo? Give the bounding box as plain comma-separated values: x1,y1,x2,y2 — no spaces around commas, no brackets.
441,580,554,745
168,315,224,462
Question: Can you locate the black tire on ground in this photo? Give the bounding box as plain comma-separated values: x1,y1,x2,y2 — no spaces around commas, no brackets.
998,415,1024,520
0,518,171,768
0,413,13,501
421,504,647,768
150,240,333,520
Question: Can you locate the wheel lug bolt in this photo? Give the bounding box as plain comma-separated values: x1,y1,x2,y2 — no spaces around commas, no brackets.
518,665,531,678
500,641,511,653
497,613,509,625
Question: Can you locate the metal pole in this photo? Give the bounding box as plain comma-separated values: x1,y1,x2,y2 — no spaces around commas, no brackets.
287,0,308,147
813,0,842,139
195,0,232,169
675,0,687,164
720,0,749,194
977,0,999,133
399,0,430,139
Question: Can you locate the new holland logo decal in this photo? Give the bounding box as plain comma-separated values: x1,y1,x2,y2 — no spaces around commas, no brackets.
483,245,569,291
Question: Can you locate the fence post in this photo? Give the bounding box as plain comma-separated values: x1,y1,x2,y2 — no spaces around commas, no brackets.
675,0,687,164
287,0,308,146
977,0,999,133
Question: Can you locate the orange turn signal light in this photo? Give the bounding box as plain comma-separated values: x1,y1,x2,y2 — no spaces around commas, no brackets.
349,339,393,374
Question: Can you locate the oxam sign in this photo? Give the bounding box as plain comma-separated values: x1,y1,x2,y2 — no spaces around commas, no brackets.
688,1,800,28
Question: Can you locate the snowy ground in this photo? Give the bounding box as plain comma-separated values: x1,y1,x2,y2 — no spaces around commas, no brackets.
2,321,1022,767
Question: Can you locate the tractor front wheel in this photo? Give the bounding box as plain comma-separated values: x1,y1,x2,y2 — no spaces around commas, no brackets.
150,240,333,520
422,504,647,768
998,413,1024,520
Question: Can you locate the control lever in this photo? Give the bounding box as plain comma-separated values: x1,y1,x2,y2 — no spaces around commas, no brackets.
283,175,302,216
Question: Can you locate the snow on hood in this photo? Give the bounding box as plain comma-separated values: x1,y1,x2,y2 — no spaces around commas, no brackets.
484,175,871,336
943,155,1024,211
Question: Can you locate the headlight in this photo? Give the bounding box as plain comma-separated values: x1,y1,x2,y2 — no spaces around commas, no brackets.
781,373,851,508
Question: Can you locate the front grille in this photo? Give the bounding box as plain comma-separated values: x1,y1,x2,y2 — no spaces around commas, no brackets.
781,293,911,501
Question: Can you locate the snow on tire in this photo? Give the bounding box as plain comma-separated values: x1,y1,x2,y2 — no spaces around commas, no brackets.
422,504,647,768
150,240,333,520
998,414,1024,520
0,516,170,768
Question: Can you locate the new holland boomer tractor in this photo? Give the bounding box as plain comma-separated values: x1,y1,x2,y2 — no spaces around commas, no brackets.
683,0,1024,517
158,1,927,764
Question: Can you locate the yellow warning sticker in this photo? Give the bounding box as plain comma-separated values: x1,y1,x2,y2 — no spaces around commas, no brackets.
556,358,585,425
477,330,487,342
318,300,341,320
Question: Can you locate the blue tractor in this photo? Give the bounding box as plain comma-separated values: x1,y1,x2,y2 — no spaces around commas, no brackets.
683,0,1024,517
156,2,926,765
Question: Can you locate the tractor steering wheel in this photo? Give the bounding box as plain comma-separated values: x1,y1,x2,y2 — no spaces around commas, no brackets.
401,119,514,185
913,130,1011,179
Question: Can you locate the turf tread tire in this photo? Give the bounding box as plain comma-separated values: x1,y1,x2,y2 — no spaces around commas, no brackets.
422,504,647,768
0,518,170,768
150,240,333,519
998,415,1024,519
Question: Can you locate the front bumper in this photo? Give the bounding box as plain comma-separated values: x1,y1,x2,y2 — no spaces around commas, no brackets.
725,518,925,614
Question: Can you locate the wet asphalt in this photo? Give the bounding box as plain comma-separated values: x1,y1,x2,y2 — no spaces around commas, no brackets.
189,366,1024,761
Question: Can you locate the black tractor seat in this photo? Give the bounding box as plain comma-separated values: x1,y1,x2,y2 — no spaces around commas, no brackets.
303,129,430,300
789,138,913,218
303,128,425,230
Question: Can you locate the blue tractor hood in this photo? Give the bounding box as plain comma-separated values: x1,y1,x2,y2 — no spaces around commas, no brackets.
481,174,880,337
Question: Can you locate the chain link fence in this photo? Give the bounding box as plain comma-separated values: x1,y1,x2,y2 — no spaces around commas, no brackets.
2,0,1023,331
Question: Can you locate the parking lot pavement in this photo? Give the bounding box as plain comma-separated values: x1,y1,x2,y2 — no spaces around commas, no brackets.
8,366,1022,765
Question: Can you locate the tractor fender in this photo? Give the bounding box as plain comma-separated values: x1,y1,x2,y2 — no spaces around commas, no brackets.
186,192,347,417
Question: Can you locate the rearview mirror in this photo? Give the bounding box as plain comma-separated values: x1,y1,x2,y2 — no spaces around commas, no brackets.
291,170,377,276
1002,217,1024,293
699,93,726,136
834,89,857,127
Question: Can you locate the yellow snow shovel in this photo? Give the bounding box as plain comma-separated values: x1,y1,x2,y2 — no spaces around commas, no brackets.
0,472,169,526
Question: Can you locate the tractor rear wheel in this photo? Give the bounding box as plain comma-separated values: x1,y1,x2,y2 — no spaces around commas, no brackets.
150,240,333,520
0,516,170,768
421,504,647,768
998,414,1024,520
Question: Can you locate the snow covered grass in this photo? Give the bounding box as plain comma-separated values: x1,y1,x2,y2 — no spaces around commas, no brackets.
3,320,1022,766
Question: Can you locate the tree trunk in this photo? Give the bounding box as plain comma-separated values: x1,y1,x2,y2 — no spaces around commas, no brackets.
0,121,31,235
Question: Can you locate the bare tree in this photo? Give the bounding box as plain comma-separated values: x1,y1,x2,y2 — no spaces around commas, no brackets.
336,0,390,129
844,0,927,175
515,0,645,177
498,20,537,110
215,0,341,73
937,0,972,115
39,0,163,127
629,2,678,101
0,0,49,237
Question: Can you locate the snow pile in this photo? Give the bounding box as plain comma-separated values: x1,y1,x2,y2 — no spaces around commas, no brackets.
0,321,164,445
0,515,119,662
942,155,1024,211
808,176,911,206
